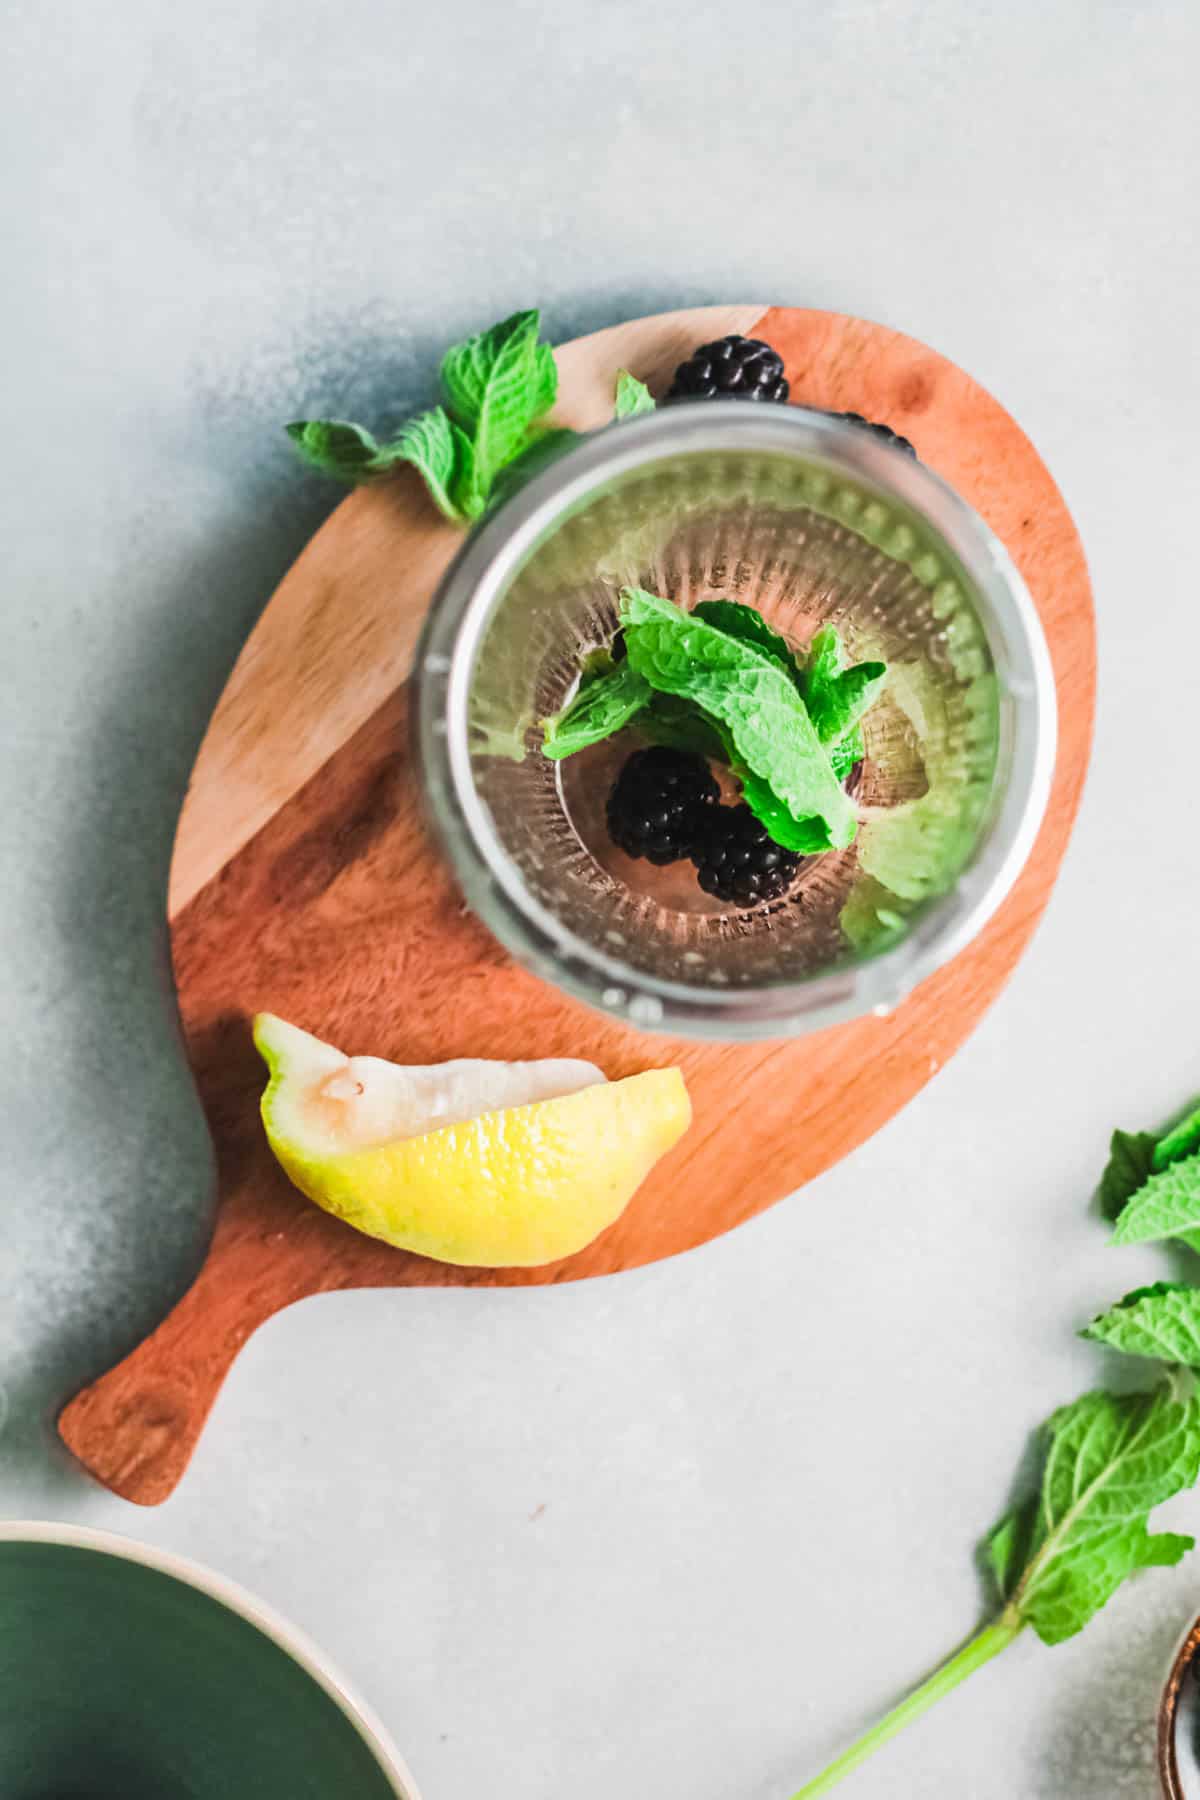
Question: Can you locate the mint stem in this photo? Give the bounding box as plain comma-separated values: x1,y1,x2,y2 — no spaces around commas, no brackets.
788,1612,1024,1797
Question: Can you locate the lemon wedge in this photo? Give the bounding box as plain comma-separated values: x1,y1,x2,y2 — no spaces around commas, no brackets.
254,1013,691,1267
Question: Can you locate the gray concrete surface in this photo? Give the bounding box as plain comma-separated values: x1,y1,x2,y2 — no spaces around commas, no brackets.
4,2,1200,1794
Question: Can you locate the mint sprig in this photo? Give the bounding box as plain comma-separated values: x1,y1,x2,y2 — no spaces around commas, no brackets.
688,609,868,784
792,1383,1200,1797
791,1073,1200,1797
287,308,560,523
440,310,556,514
619,588,857,851
539,595,881,853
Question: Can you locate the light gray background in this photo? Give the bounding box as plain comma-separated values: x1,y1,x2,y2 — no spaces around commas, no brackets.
4,2,1199,1795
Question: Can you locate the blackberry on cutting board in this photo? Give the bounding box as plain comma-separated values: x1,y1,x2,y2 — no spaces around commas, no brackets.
692,804,802,905
666,335,789,404
606,747,720,866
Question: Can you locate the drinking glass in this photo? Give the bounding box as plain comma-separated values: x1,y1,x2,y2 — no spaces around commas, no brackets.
415,405,1055,1040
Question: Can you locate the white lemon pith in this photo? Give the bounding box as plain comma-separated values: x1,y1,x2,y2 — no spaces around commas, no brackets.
254,1014,691,1268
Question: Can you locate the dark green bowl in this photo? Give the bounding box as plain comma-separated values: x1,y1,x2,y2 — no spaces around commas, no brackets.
0,1523,420,1800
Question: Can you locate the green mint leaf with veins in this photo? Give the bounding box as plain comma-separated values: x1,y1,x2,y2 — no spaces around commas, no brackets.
805,623,843,692
791,1384,1200,1798
691,600,801,682
286,419,394,480
1013,1386,1200,1645
287,308,558,521
688,606,876,770
614,369,655,418
1111,1153,1200,1249
541,664,651,760
619,588,856,851
735,760,836,853
441,309,557,511
1084,1284,1200,1366
674,607,864,817
383,408,473,522
1098,1128,1159,1223
802,624,887,745
811,659,887,742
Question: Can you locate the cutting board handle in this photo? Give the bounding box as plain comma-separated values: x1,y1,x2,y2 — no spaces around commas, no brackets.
57,1210,301,1505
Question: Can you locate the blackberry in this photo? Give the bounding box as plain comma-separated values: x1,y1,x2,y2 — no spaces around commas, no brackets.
692,804,802,905
827,410,917,458
666,335,789,404
606,747,719,865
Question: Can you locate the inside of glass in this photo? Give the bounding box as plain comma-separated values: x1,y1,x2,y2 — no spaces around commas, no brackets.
465,447,1002,992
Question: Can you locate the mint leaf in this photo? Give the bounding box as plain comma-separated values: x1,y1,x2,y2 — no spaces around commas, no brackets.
1100,1107,1200,1248
829,727,865,781
1111,1154,1200,1247
288,310,559,521
1098,1128,1158,1223
615,369,655,418
801,624,886,745
646,691,837,852
811,660,888,743
1155,1102,1200,1170
1084,1284,1200,1366
805,623,843,694
441,309,557,510
620,588,856,851
635,695,728,762
1013,1386,1200,1644
981,1501,1036,1604
684,608,864,833
385,408,470,521
735,763,836,854
286,418,392,480
541,664,650,760
445,420,478,517
691,600,801,682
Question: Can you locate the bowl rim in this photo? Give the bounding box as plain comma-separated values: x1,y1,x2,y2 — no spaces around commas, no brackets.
414,403,1058,1041
1159,1610,1200,1797
0,1518,422,1800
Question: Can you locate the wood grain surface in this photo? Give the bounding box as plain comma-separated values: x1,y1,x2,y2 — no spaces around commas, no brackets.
59,306,1095,1504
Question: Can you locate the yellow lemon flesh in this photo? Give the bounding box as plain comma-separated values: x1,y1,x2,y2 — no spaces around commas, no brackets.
254,1013,691,1268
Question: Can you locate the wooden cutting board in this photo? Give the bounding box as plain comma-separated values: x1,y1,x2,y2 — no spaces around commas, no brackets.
59,305,1095,1505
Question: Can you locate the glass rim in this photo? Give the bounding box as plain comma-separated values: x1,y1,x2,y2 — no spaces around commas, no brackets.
414,403,1058,1040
